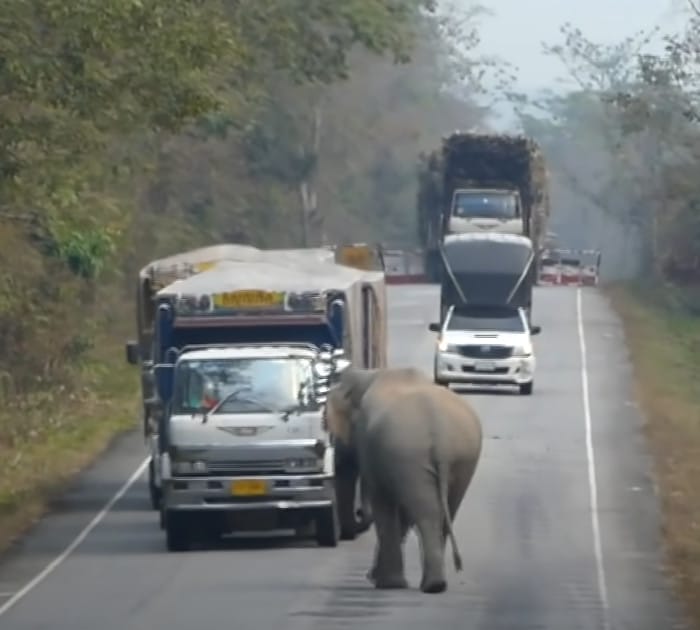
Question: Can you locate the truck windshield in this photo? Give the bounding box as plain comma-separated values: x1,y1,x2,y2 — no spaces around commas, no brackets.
447,306,524,332
171,357,317,415
451,191,519,220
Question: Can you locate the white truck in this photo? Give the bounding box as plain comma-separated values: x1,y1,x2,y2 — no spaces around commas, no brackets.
133,254,388,549
156,342,348,551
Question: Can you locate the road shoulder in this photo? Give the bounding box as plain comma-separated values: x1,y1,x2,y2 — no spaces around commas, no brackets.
595,285,697,628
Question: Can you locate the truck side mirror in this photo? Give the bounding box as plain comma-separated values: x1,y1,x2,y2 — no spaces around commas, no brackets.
428,323,441,333
334,358,351,373
154,364,175,404
530,325,541,335
125,341,139,365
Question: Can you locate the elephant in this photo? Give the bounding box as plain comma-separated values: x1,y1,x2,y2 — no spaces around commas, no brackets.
333,438,373,539
325,366,483,594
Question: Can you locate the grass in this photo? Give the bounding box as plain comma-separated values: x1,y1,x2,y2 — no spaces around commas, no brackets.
0,340,139,554
607,282,700,626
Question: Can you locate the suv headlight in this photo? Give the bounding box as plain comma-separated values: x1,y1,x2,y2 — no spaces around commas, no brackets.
512,345,532,357
172,460,207,475
437,339,459,353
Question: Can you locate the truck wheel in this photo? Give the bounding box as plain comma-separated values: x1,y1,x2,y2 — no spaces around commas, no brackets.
434,374,449,387
355,478,373,536
335,447,359,540
519,381,533,396
148,459,161,511
315,503,340,548
165,511,191,552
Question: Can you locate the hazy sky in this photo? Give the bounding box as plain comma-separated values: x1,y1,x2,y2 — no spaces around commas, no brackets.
467,0,688,93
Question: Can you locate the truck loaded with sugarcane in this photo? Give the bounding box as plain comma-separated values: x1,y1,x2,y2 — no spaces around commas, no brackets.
417,131,551,284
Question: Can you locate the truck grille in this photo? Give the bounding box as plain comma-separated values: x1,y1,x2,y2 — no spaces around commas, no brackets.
206,460,287,476
457,345,512,359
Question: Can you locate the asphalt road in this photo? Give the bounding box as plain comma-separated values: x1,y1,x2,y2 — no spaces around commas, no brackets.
0,285,692,629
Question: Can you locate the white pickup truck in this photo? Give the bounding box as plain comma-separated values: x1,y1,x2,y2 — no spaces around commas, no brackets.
156,343,346,552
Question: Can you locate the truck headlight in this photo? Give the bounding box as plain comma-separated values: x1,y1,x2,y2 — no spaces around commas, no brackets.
172,460,207,474
286,457,321,471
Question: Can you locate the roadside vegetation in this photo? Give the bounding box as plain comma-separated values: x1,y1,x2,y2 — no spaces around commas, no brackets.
0,1,491,551
607,283,700,623
501,3,700,623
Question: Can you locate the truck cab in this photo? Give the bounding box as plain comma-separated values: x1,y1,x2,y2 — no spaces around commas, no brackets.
447,188,525,237
155,342,348,552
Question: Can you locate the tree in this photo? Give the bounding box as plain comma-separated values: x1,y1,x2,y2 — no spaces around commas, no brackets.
504,18,700,279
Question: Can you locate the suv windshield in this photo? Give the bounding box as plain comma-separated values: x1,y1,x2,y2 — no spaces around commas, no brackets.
446,306,525,332
172,356,317,415
451,191,519,220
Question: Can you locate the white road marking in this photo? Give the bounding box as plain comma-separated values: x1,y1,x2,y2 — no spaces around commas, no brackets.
0,457,149,618
577,287,611,629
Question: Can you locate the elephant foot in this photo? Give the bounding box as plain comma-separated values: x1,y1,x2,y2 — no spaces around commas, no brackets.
420,578,447,594
366,568,408,590
355,509,372,535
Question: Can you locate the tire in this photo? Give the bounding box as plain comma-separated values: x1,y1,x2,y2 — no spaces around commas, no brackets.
519,381,533,395
148,459,162,511
165,511,191,552
355,478,373,536
335,449,359,540
315,503,340,547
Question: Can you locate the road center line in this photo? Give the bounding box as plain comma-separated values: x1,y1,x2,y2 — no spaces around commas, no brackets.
577,287,611,629
0,457,150,618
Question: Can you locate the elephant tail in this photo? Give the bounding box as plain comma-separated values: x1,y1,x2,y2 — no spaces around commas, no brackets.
440,476,463,572
433,441,463,572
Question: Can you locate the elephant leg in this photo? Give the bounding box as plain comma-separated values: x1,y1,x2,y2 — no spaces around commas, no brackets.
366,496,407,590
413,506,448,594
336,469,358,540
442,462,475,548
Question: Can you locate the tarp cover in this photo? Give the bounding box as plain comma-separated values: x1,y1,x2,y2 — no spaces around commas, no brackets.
156,259,365,297
140,244,338,289
440,233,534,308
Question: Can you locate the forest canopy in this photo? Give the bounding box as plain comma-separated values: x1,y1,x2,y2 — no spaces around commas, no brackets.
0,0,488,424
505,7,700,286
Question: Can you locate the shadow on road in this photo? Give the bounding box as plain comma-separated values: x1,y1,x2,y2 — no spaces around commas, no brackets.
451,385,522,397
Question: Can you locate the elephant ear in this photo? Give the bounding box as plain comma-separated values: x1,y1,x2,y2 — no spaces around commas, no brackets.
338,367,379,405
325,368,378,443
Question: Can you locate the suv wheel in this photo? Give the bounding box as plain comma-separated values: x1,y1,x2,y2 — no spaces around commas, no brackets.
519,381,533,395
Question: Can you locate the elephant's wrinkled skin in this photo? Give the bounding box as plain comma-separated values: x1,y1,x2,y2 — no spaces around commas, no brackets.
326,367,483,593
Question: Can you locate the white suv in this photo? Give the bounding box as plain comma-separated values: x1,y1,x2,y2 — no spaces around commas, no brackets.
429,305,540,395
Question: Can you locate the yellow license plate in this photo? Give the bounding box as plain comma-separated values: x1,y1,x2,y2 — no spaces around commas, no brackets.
213,290,284,309
231,479,268,496
339,246,372,269
193,260,218,273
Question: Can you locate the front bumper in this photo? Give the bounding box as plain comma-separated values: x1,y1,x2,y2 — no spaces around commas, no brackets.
435,351,535,385
163,473,335,512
